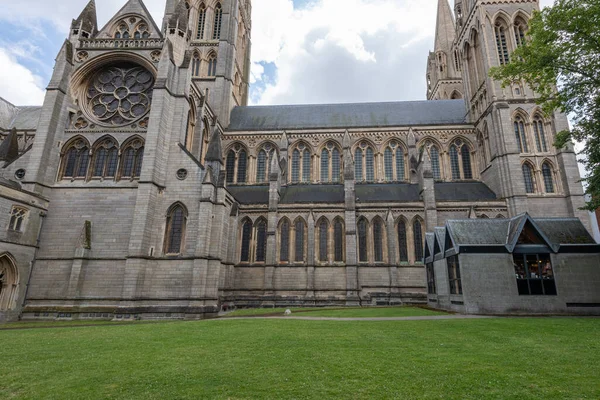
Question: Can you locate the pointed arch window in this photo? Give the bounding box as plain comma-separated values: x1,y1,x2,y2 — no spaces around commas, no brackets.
115,23,130,39
421,141,442,180
207,53,217,77
318,219,329,262
477,130,488,168
192,53,201,77
92,138,118,179
495,20,510,65
523,163,535,194
533,117,548,152
413,219,424,263
514,18,527,47
256,143,276,183
8,206,28,232
213,3,223,40
120,138,144,180
164,204,187,255
226,144,248,184
334,218,344,262
514,116,529,153
355,142,375,182
280,219,290,263
291,143,311,183
294,219,305,262
134,23,149,39
320,142,341,183
255,219,267,263
61,138,90,180
373,218,384,263
240,219,252,262
542,162,555,193
449,139,473,180
384,141,406,182
397,219,409,263
358,218,368,263
196,3,207,40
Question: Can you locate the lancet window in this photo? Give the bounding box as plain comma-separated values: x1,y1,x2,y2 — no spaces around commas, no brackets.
355,142,375,182
164,203,187,255
384,141,406,182
449,139,473,180
291,143,311,183
256,143,277,183
226,144,248,184
320,142,341,183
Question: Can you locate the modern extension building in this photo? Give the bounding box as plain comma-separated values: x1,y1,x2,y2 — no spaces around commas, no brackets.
0,0,595,321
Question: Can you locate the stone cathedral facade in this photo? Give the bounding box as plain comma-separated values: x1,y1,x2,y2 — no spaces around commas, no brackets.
0,0,592,321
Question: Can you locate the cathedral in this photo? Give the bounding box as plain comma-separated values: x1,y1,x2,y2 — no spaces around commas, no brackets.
0,0,597,322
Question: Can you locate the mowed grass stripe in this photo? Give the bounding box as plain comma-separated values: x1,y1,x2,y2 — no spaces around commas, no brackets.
0,317,598,399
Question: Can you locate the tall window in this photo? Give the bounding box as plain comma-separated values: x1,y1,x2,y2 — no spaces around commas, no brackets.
212,3,223,40
355,142,375,182
62,138,90,179
522,163,535,194
426,263,436,294
384,141,405,181
120,138,144,180
514,116,529,153
421,141,442,180
447,255,462,295
397,219,409,263
164,204,187,255
514,18,527,47
358,218,368,263
477,130,488,168
255,219,267,263
256,143,276,183
542,162,555,193
291,143,311,183
280,219,290,262
226,144,248,184
495,21,510,65
294,219,305,262
320,142,341,183
453,50,461,72
318,219,329,262
240,219,252,262
8,206,27,232
196,4,206,40
533,117,548,152
92,138,118,179
192,53,201,77
449,139,473,180
513,253,556,295
373,218,384,263
413,219,424,263
207,53,217,76
334,218,344,262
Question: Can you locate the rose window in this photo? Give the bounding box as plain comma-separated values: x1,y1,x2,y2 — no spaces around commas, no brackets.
85,64,154,127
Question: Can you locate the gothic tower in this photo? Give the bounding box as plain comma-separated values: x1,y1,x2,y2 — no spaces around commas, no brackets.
449,0,590,229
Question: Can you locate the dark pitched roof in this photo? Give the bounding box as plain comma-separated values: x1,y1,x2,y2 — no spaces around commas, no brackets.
536,218,596,245
228,100,468,131
434,182,497,202
281,184,344,204
227,185,269,205
446,219,511,246
356,183,421,203
8,107,41,130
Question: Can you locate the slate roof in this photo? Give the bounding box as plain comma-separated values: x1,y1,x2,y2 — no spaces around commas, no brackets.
281,184,345,204
226,185,269,204
0,97,18,129
536,218,596,245
356,184,421,203
434,182,497,202
446,219,511,246
8,107,41,130
228,100,468,131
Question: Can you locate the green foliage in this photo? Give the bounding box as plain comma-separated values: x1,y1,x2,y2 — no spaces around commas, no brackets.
0,318,599,399
489,0,600,210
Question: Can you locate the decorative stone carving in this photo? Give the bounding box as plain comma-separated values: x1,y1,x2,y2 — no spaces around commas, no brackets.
150,50,161,62
76,51,89,63
74,117,89,130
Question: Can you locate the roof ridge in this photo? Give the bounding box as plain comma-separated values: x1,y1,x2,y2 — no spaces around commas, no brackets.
237,99,465,109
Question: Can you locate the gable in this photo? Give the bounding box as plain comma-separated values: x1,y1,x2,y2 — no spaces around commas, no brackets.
96,0,162,40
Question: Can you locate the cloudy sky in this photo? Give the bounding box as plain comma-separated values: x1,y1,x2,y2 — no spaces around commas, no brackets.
0,0,554,107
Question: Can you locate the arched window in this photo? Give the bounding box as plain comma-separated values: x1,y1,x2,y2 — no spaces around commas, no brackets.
164,203,187,255
318,219,329,262
256,143,276,183
453,50,461,72
320,142,341,183
114,23,130,39
196,3,206,40
185,102,196,151
477,130,487,168
449,139,473,180
120,138,144,180
294,218,306,262
0,254,18,311
397,219,409,263
212,3,223,40
255,219,267,263
413,219,424,263
542,162,555,193
472,30,485,86
61,138,90,180
514,17,527,47
225,144,248,184
240,219,252,262
384,141,406,182
333,218,344,262
373,218,384,263
192,53,201,77
355,142,375,182
514,116,529,153
358,218,368,263
495,20,510,65
134,23,149,39
207,53,217,77
533,116,548,152
450,90,462,100
522,163,535,193
8,206,27,232
92,137,118,179
291,143,311,183
280,219,290,263
421,141,442,180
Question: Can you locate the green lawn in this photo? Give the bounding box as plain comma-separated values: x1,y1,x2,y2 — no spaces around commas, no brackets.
224,306,445,318
1,317,599,399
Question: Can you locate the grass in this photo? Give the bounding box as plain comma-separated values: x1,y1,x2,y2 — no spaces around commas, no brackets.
225,306,447,318
0,316,598,399
0,320,144,330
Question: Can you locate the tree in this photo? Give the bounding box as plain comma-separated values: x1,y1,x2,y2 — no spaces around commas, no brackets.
489,0,600,211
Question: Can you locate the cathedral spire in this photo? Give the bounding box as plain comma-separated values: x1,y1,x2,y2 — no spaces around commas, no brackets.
434,0,456,55
71,0,97,37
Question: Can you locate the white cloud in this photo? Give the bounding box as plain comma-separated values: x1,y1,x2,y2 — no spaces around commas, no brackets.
0,48,46,106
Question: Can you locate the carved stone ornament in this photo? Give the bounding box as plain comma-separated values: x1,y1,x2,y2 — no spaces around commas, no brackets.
84,63,154,127
76,51,89,63
150,50,162,62
74,117,89,129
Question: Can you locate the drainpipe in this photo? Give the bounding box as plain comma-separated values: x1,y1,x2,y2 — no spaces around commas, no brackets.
20,210,46,319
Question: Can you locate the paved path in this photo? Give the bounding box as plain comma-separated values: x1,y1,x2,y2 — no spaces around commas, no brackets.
219,315,496,322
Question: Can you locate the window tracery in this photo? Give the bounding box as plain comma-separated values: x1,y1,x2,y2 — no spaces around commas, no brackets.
164,203,187,255
420,140,442,180
255,219,267,263
291,143,311,183
495,20,510,65
383,140,406,182
397,219,409,263
279,219,290,263
62,138,90,180
358,218,368,263
213,3,223,40
8,207,27,232
333,218,344,263
92,138,119,179
207,53,217,77
542,162,555,193
320,142,341,183
226,144,248,184
533,116,548,153
240,219,252,262
514,17,528,47
196,3,207,40
355,142,375,182
318,219,329,262
522,162,536,193
120,138,144,180
373,218,385,263
192,53,201,77
256,143,276,183
449,139,473,180
413,219,424,263
514,115,529,153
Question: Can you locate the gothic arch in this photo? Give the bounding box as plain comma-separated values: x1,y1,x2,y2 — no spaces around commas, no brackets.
60,135,91,180
0,253,19,312
91,135,119,179
512,9,532,24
